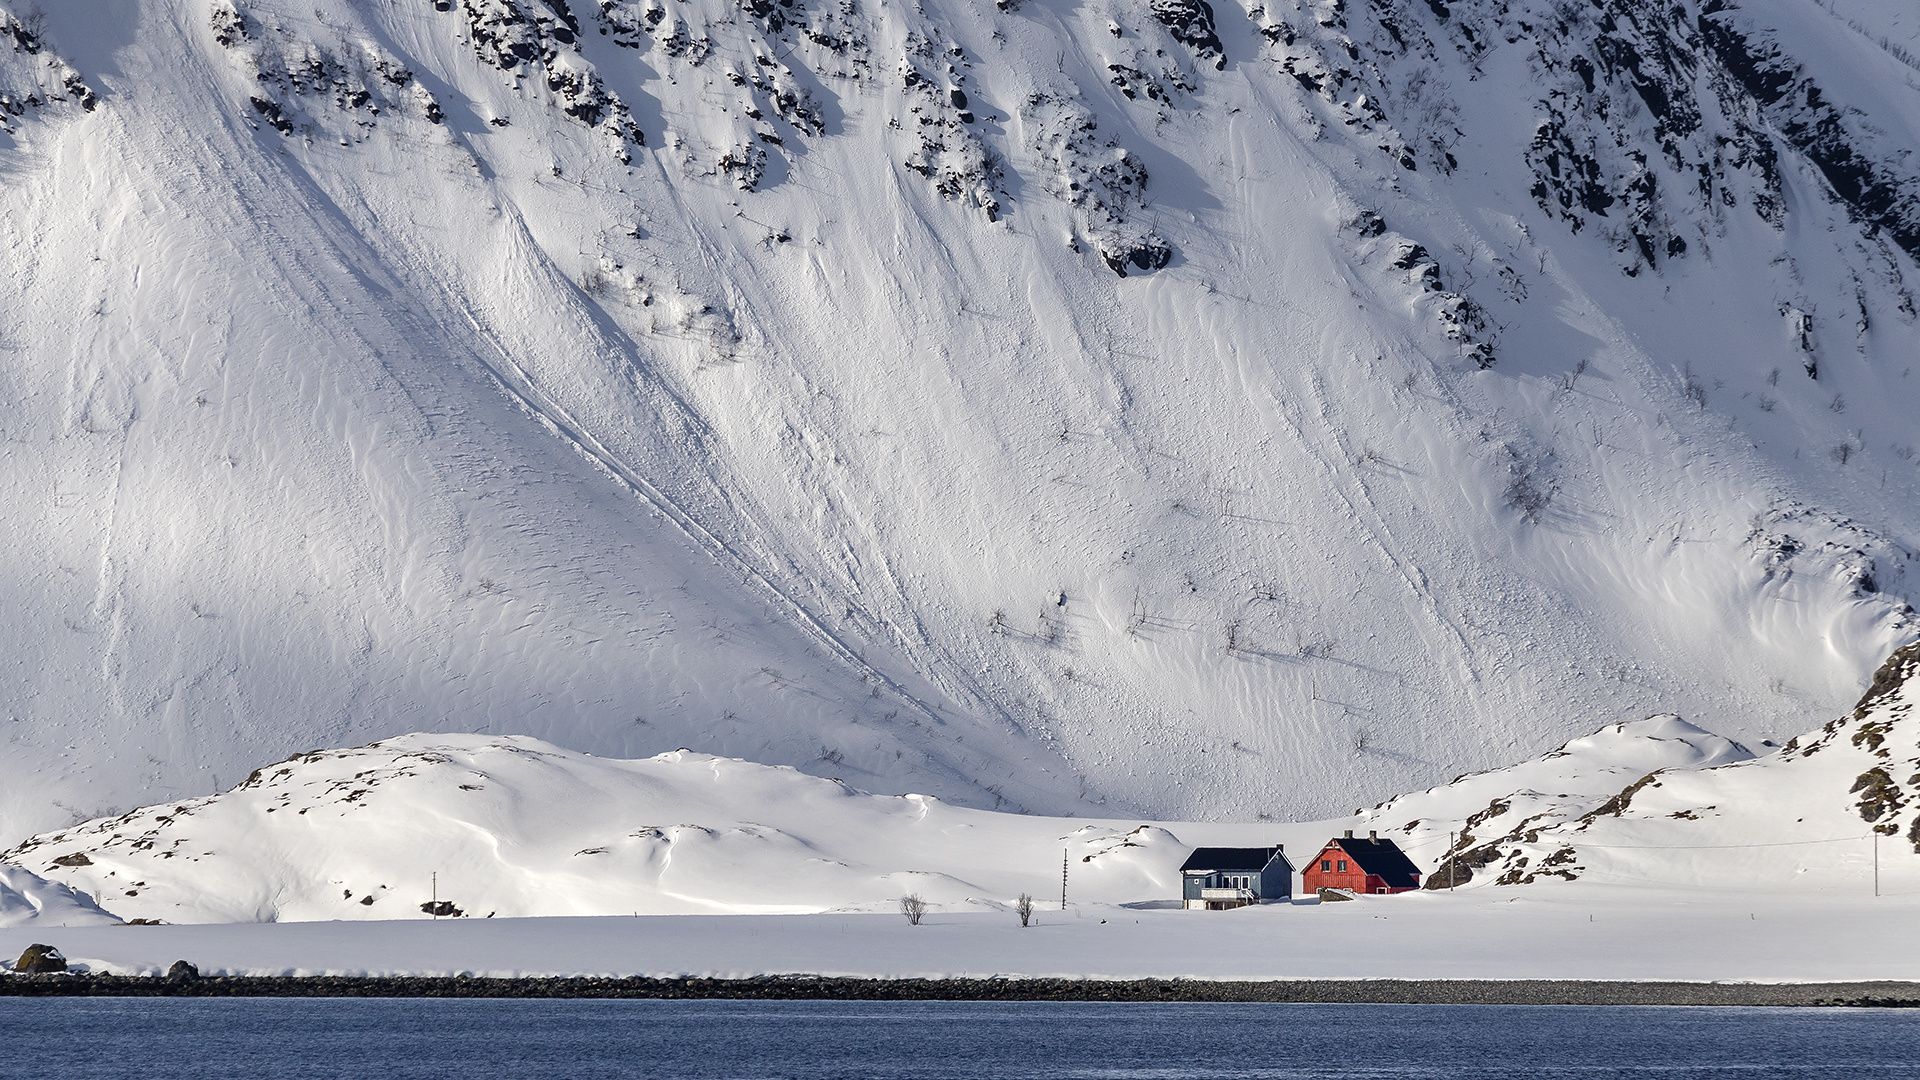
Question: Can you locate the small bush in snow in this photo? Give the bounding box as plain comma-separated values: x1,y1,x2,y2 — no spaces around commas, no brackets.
899,893,927,925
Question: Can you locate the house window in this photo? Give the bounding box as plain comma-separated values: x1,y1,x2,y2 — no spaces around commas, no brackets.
1320,860,1331,872
1337,860,1348,872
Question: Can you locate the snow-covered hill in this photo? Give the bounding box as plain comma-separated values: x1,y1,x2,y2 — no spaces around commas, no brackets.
3,0,1920,841
0,734,1207,923
1416,640,1920,891
5,686,1890,924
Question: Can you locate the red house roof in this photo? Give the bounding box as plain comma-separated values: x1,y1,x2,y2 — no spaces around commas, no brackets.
1309,832,1422,891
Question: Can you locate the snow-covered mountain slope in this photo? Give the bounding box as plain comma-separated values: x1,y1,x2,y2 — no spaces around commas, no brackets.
4,0,1920,840
0,865,121,928
0,707,1809,924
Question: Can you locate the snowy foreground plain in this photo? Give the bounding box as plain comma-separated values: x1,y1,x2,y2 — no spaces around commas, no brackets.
3,884,1916,983
7,646,1920,983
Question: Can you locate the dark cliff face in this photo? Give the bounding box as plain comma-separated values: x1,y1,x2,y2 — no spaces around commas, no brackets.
1250,0,1917,275
1696,4,1920,261
199,0,1916,282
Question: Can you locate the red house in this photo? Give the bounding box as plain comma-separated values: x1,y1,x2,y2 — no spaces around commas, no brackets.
1302,830,1422,895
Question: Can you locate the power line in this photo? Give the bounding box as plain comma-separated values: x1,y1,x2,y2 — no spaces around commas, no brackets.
1551,835,1870,851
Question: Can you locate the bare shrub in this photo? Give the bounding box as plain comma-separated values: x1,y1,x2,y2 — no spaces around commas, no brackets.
899,893,927,925
1015,893,1034,927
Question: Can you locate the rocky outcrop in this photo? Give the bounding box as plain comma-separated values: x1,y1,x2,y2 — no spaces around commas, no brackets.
13,944,65,974
210,0,450,142
1023,91,1170,276
0,7,96,135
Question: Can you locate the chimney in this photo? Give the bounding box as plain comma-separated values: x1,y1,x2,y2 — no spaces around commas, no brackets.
1344,829,1353,838
1369,830,1378,841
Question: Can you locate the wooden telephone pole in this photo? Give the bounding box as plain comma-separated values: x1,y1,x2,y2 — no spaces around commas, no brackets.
1061,849,1069,910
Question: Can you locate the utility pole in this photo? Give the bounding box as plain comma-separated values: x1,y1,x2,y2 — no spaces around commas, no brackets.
1062,849,1069,910
1449,832,1456,891
432,871,438,919
1874,832,1880,898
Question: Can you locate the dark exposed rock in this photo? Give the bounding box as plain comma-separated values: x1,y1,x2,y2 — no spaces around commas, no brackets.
1423,842,1503,888
1346,209,1386,238
248,96,293,134
899,37,1000,217
1698,6,1920,260
1852,643,1920,720
1148,0,1223,69
1099,234,1172,277
14,944,66,974
165,961,200,983
420,900,465,917
454,0,642,158
1580,771,1663,822
1852,766,1902,826
1024,92,1169,274
210,1,249,48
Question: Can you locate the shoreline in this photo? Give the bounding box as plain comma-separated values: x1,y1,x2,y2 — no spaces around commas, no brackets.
3,975,1918,1005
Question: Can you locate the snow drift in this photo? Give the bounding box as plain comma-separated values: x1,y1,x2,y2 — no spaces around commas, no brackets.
0,865,121,929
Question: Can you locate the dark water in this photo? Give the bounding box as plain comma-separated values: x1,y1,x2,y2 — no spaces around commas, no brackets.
1,1000,1917,1079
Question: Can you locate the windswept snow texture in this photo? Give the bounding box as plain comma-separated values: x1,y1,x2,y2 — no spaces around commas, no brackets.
4,0,1920,839
0,865,121,928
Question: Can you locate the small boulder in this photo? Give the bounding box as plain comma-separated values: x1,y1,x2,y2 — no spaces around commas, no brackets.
164,960,200,983
15,944,67,973
1315,888,1354,902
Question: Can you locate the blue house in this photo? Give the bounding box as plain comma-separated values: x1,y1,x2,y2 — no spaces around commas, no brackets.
1180,846,1294,909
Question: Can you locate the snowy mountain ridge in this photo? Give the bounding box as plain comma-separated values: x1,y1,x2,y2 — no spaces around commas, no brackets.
2,0,1920,840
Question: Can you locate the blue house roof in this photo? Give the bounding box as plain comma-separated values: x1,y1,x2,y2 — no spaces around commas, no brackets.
1178,846,1291,873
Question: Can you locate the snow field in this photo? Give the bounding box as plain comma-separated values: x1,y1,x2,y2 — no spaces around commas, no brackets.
5,884,1916,983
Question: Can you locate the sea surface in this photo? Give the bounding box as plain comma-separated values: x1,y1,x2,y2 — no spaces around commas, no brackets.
0,999,1916,1078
